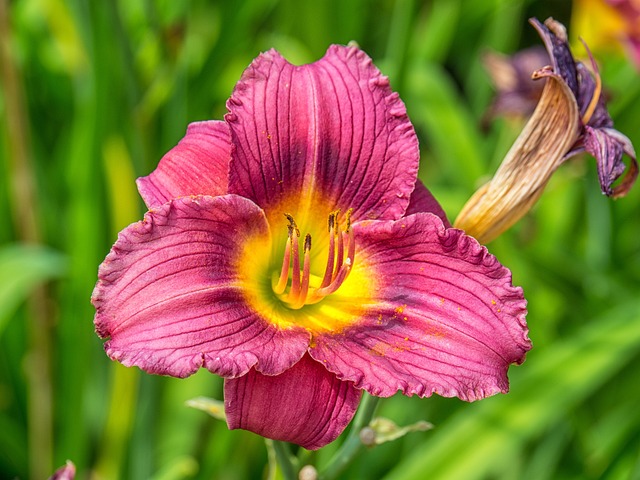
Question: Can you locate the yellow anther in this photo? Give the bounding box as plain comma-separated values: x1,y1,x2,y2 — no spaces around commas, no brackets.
284,213,300,237
345,208,353,233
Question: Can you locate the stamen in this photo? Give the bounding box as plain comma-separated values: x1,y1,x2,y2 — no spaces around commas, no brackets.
275,209,356,309
345,208,355,263
287,215,301,299
580,38,602,125
306,213,356,305
314,257,352,297
273,235,291,295
274,214,298,295
287,234,312,309
334,209,351,276
345,208,353,232
320,211,339,288
335,219,345,275
284,213,300,238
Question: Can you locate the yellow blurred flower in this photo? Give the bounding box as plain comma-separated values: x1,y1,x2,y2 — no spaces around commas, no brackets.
572,0,640,68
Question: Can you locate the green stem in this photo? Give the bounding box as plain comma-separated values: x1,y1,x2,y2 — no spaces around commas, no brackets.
320,393,380,480
270,439,299,480
93,365,139,479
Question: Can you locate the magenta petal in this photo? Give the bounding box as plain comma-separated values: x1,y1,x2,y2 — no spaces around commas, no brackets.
226,44,419,221
92,195,309,378
136,121,231,208
405,179,451,227
224,354,361,450
310,213,531,401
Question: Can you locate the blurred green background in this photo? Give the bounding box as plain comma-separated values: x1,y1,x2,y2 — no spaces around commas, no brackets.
1,0,639,478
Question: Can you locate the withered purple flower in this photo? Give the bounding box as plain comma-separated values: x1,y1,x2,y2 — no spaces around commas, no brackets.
457,18,637,243
92,45,530,449
483,46,549,120
531,17,638,197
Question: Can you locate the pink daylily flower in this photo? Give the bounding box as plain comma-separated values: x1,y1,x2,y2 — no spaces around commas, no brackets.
92,45,531,450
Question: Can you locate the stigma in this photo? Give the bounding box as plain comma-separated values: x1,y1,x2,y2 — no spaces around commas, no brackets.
273,209,355,309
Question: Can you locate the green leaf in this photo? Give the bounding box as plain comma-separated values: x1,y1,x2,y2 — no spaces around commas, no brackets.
411,0,461,64
0,244,66,335
149,456,199,480
406,62,487,189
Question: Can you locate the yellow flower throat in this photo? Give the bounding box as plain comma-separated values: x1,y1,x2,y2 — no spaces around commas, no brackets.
237,206,372,334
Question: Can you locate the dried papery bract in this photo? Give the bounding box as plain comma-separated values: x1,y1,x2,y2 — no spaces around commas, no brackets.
455,74,580,243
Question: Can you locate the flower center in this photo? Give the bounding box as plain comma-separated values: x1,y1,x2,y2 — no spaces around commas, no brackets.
272,209,355,310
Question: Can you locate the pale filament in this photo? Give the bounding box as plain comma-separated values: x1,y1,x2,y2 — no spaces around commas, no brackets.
275,210,355,309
